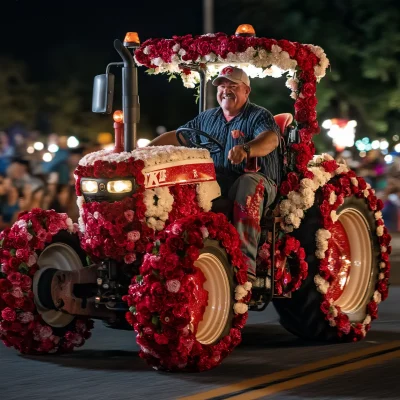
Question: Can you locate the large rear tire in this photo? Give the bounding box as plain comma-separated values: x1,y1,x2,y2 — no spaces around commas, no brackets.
0,209,94,354
124,212,250,371
273,187,389,342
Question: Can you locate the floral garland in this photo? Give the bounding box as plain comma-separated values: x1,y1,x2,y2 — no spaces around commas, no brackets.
0,209,93,354
257,235,308,295
143,187,174,231
123,212,251,371
279,154,391,340
134,33,329,86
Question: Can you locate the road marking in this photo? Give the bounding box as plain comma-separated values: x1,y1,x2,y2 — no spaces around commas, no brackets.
229,349,400,399
180,341,400,400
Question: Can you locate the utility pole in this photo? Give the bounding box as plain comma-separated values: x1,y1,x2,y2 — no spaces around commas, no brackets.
203,0,215,109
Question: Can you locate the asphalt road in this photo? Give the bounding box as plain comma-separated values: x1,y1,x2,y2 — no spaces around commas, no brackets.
1,234,399,400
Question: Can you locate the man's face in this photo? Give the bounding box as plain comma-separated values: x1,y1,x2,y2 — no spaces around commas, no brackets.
216,79,250,115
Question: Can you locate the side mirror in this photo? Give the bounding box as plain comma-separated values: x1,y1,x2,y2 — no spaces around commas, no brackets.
92,73,115,114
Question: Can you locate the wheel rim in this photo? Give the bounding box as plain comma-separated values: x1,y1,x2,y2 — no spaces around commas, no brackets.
193,253,231,345
32,243,84,328
330,208,373,314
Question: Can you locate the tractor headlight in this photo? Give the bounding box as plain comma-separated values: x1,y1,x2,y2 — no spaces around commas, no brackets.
81,180,98,193
107,180,133,193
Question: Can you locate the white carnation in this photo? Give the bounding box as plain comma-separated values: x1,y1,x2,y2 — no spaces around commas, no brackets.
373,290,382,304
235,285,248,300
233,302,248,314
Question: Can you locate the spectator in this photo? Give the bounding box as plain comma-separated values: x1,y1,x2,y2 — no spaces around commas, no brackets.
0,132,15,175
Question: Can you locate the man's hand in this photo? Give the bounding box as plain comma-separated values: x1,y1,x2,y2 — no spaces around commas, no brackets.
228,145,247,164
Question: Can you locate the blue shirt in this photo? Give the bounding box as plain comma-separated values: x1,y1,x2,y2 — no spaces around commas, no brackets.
179,102,281,185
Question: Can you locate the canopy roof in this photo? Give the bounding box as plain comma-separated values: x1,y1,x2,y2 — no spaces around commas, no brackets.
133,32,329,89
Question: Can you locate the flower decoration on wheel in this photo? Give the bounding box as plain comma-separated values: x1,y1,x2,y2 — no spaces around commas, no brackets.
123,212,251,371
0,209,93,354
257,235,308,295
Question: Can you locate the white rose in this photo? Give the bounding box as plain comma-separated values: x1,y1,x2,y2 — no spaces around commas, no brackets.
350,177,358,187
300,178,316,190
330,210,339,222
363,315,372,325
376,226,384,236
233,302,248,314
235,285,248,300
375,212,383,220
288,191,302,205
329,191,337,205
280,199,292,215
243,282,252,291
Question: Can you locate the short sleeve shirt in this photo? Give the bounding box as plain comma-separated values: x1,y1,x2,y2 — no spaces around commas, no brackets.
179,102,282,185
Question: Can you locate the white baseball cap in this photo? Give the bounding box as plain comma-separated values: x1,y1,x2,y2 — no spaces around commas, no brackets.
212,66,251,87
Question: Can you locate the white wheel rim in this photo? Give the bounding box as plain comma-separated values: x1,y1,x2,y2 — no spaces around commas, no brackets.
194,253,231,345
32,243,84,328
333,208,373,315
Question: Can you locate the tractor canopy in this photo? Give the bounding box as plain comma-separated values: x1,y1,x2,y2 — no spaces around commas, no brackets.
132,24,330,172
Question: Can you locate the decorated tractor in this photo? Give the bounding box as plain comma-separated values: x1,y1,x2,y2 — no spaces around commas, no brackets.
0,25,392,372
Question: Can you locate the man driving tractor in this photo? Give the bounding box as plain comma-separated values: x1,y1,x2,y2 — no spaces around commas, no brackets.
148,66,281,282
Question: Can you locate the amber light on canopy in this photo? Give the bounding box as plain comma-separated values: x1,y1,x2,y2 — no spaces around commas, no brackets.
124,32,140,46
235,24,256,37
113,110,124,123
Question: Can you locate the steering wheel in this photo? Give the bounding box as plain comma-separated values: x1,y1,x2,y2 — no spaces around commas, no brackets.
176,127,224,154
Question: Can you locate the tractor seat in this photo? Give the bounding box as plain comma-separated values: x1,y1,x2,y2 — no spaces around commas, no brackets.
274,113,294,136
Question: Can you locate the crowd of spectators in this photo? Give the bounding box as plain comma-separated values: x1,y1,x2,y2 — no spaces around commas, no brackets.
338,149,400,233
0,129,86,231
1,128,400,234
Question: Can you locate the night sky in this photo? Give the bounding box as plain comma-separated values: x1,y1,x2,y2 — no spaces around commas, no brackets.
0,0,213,136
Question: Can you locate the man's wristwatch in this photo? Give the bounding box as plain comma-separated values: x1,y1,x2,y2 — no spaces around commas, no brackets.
242,143,251,157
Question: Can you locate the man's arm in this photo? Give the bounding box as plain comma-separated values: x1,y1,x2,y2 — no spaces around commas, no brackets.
228,130,279,164
147,130,180,146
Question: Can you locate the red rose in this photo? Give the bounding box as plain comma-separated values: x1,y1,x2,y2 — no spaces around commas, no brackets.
357,177,367,190
15,236,28,249
320,300,331,315
295,108,317,124
0,279,12,291
367,301,378,320
233,312,248,329
154,333,169,345
336,313,351,335
279,181,291,196
321,160,339,173
299,70,316,83
305,96,318,109
186,245,200,261
295,152,313,171
301,82,316,97
299,128,313,143
303,170,314,180
287,172,300,188
277,39,297,57
1,307,16,322
197,40,211,56
377,280,389,300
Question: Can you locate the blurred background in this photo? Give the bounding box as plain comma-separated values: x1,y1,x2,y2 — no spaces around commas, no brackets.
0,0,399,232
